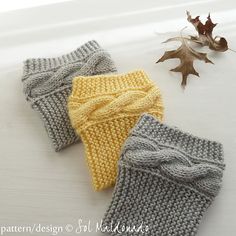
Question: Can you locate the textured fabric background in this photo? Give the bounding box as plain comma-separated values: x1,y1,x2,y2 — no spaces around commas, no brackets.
0,0,235,235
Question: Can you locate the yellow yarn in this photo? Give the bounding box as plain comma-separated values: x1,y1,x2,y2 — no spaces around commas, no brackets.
68,70,164,191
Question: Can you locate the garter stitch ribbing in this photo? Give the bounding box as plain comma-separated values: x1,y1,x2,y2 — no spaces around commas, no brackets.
22,40,116,151
102,113,225,236
68,70,164,191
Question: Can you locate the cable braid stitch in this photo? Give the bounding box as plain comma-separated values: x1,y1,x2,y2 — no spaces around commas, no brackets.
69,86,163,130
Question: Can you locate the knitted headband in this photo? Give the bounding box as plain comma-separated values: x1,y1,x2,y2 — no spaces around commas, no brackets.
68,70,164,191
22,40,117,151
102,113,225,236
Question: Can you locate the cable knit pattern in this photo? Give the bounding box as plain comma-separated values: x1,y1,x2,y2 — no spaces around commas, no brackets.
68,71,164,190
102,113,225,236
124,136,223,196
22,40,117,151
70,87,160,130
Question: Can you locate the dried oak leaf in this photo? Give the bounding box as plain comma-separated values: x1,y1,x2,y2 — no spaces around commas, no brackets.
187,11,228,52
156,37,213,88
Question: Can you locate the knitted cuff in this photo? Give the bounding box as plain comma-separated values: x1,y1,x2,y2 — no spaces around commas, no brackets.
68,71,164,190
102,114,225,236
22,40,117,151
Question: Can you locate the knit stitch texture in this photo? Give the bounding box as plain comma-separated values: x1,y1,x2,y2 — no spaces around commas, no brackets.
68,71,164,191
102,113,225,236
22,40,116,151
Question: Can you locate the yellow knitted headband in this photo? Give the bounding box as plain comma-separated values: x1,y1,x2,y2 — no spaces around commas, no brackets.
68,70,164,190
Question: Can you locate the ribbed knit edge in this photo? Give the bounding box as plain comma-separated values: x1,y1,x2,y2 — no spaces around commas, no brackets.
33,87,79,151
101,165,211,236
131,113,224,165
70,70,155,99
22,40,102,78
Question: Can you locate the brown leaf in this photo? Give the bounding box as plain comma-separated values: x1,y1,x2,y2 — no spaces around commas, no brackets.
187,11,228,52
156,37,213,88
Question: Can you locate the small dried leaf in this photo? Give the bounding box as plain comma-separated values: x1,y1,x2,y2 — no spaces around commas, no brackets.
156,37,213,88
187,11,228,52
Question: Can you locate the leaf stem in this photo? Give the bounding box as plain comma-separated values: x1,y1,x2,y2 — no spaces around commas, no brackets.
228,48,236,53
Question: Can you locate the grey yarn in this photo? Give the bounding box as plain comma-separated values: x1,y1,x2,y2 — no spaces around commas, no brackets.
22,40,117,151
102,113,225,236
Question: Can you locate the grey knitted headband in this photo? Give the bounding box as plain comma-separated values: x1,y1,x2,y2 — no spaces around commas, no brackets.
102,113,225,236
22,40,117,151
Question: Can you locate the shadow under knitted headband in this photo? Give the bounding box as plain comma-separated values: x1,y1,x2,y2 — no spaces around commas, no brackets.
102,113,225,236
68,70,164,191
22,40,117,151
